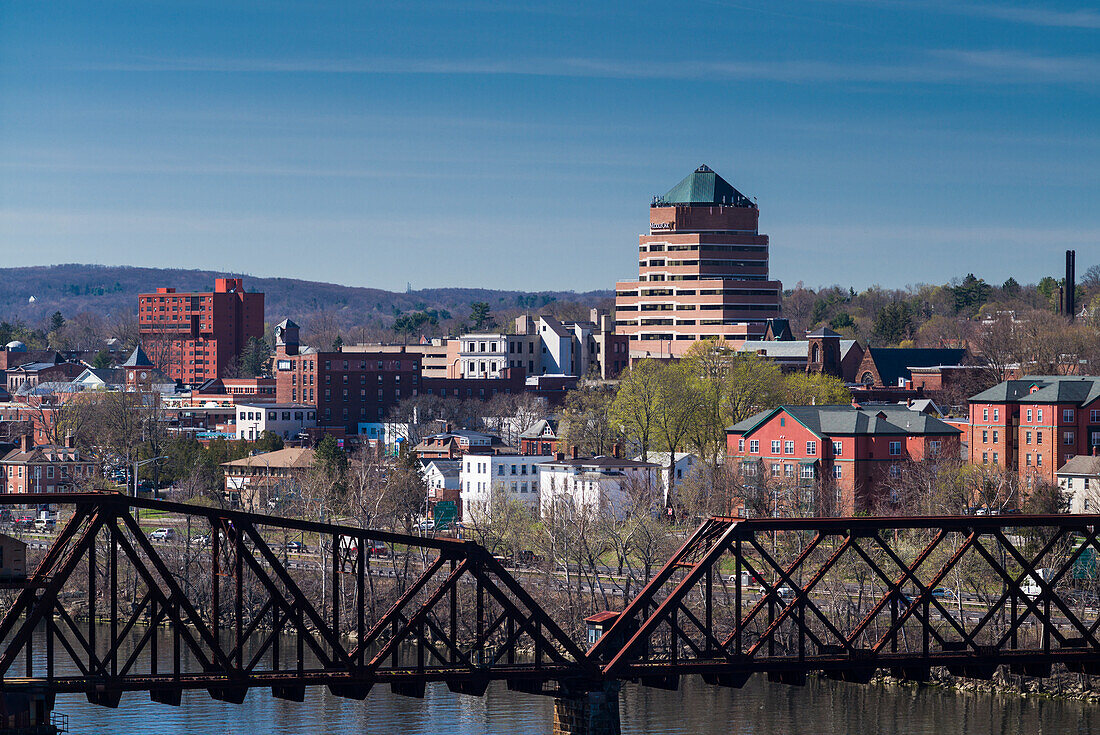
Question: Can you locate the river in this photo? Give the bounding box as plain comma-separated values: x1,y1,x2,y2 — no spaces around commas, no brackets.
46,672,1098,734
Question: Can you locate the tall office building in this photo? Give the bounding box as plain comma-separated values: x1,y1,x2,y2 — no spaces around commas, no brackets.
614,165,782,357
138,278,264,384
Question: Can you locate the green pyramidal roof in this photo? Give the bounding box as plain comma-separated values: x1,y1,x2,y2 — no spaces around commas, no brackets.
655,164,754,207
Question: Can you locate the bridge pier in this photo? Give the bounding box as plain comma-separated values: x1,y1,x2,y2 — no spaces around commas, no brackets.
552,682,621,735
0,688,64,734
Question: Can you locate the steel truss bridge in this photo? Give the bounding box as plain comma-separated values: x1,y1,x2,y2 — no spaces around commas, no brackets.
1,494,1099,712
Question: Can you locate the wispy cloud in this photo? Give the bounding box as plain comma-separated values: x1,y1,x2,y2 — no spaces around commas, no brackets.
949,2,1100,29
81,49,1100,85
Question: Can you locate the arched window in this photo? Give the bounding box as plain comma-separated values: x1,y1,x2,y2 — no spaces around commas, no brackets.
811,344,821,363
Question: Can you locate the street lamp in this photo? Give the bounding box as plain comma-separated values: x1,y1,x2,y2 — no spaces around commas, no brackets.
134,456,168,497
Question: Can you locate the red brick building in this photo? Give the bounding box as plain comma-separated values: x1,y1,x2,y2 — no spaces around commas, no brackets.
615,165,782,357
727,405,961,514
138,278,264,384
273,319,419,438
969,376,1100,487
1,434,95,494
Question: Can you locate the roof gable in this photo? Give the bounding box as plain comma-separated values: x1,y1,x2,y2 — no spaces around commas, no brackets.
656,165,754,207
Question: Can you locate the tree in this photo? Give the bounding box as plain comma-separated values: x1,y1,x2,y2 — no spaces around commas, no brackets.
1081,265,1100,292
91,350,113,369
783,372,850,406
950,274,990,315
651,361,702,494
558,382,616,457
722,353,784,426
872,301,914,345
237,336,271,378
610,359,664,460
469,302,493,331
48,311,65,334
829,312,855,332
392,311,438,345
313,434,348,495
331,335,344,352
1001,277,1021,297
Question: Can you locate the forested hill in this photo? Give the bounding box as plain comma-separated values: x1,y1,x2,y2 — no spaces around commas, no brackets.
0,264,613,337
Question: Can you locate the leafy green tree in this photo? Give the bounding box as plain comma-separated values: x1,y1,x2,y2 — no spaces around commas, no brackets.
237,336,271,377
392,311,438,344
49,311,65,333
469,301,493,330
92,350,113,369
950,274,990,315
810,298,829,326
558,381,616,457
1001,276,1021,297
331,335,344,352
783,372,851,406
829,312,855,331
314,434,348,493
872,301,914,345
610,359,664,460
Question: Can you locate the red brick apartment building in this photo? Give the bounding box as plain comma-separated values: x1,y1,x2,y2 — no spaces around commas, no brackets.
727,405,961,514
138,278,264,384
273,320,419,438
1,435,95,494
615,165,782,357
969,376,1100,486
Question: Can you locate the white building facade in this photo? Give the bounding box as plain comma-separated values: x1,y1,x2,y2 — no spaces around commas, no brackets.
538,457,660,519
460,454,554,519
236,403,316,441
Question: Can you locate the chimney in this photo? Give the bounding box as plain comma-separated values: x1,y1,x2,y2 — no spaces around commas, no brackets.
570,445,579,460
1067,249,1077,320
612,442,621,459
65,433,74,449
555,451,565,461
20,433,32,452
907,397,913,408
1093,445,1098,457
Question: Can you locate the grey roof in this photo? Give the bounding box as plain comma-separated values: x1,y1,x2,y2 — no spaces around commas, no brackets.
727,405,962,437
424,459,461,477
806,327,841,338
122,345,154,368
864,348,967,387
9,362,58,373
1057,455,1100,477
540,316,569,338
970,376,1100,406
544,456,659,470
519,418,558,439
740,339,858,361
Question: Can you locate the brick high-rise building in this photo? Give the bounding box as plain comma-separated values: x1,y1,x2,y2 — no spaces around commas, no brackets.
138,278,264,384
615,165,782,357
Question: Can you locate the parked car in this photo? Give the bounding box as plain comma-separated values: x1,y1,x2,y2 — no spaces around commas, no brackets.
190,534,210,546
415,518,435,533
285,540,306,553
368,540,388,557
13,515,36,530
150,528,177,542
33,518,55,532
929,587,955,600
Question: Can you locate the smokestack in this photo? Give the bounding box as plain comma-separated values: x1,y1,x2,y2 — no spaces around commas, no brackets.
1067,249,1077,320
570,445,579,460
20,433,32,453
612,442,621,459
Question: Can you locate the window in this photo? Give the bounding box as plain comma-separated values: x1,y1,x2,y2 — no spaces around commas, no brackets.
982,452,988,464
993,430,999,443
800,465,815,479
498,465,505,476
1037,454,1043,467
1092,409,1100,423
833,441,842,456
1065,409,1076,423
749,440,759,453
983,408,989,421
784,441,795,455
993,451,999,463
929,440,941,454
982,430,988,443
784,464,795,477
1027,409,1033,422
889,441,901,456
889,465,900,478
833,465,842,479
511,465,517,475
738,439,745,452
806,441,817,455
993,409,999,421
1038,409,1043,422
1026,454,1032,466
1065,431,1075,445
1026,431,1032,445
771,464,781,477
1092,431,1100,447
1037,431,1043,444
771,440,781,454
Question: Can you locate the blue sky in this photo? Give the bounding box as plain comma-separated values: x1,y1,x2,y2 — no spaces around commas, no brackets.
1,1,1098,292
